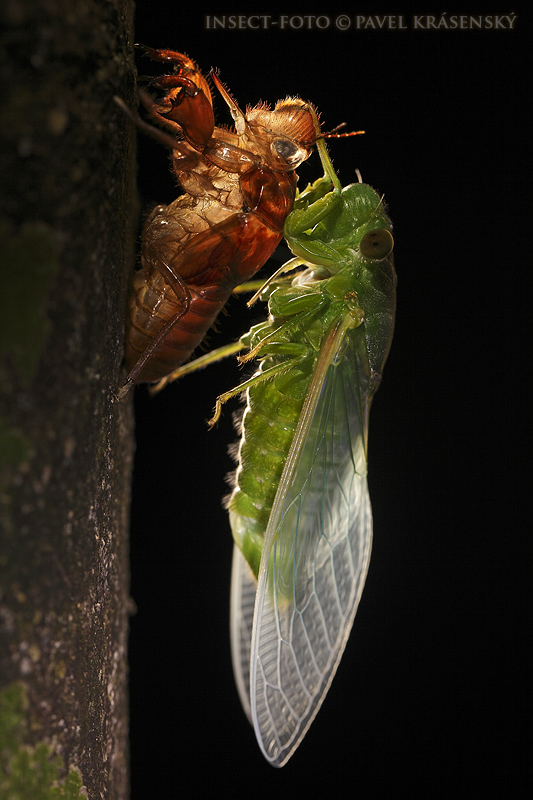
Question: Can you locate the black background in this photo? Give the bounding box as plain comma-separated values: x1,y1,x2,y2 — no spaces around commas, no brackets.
128,8,529,797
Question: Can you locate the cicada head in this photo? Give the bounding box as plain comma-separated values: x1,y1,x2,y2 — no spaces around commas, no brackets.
245,98,320,171
211,68,319,171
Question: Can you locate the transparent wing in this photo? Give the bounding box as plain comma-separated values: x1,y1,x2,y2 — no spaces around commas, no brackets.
229,544,256,722
250,325,373,767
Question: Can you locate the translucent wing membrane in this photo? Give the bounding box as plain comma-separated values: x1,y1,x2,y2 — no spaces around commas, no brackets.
247,327,373,766
229,545,257,722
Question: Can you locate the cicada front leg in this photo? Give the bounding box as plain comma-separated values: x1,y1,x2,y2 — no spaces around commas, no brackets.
136,46,215,151
115,45,217,171
282,138,346,269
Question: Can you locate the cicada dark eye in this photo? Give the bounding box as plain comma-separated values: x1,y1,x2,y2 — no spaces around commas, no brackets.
360,229,394,260
271,138,307,167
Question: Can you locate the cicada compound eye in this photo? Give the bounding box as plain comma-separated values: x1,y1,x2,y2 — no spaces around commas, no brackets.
360,229,394,260
271,138,308,168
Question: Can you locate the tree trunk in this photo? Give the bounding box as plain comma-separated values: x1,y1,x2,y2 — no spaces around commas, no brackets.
0,1,136,797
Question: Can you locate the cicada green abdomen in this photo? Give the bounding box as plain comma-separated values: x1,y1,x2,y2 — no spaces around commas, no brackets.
224,137,396,766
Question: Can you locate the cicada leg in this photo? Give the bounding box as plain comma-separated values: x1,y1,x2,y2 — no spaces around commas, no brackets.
283,137,347,268
118,250,193,398
135,44,214,149
135,44,198,65
114,95,204,170
209,292,327,424
149,339,247,395
139,84,214,151
115,45,215,172
230,280,267,296
208,350,306,428
243,257,311,307
237,294,325,368
293,173,335,208
149,275,321,394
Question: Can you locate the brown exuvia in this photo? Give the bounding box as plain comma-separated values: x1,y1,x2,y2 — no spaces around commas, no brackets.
118,46,321,391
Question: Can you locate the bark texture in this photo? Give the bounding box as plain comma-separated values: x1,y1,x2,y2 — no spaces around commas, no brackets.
0,1,137,797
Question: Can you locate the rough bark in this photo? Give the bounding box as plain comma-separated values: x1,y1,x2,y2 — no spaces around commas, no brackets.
0,1,136,797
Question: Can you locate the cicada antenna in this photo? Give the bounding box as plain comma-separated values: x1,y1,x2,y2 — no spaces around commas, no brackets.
320,122,365,140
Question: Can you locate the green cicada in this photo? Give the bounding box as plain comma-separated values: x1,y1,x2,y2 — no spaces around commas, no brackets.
157,135,396,766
